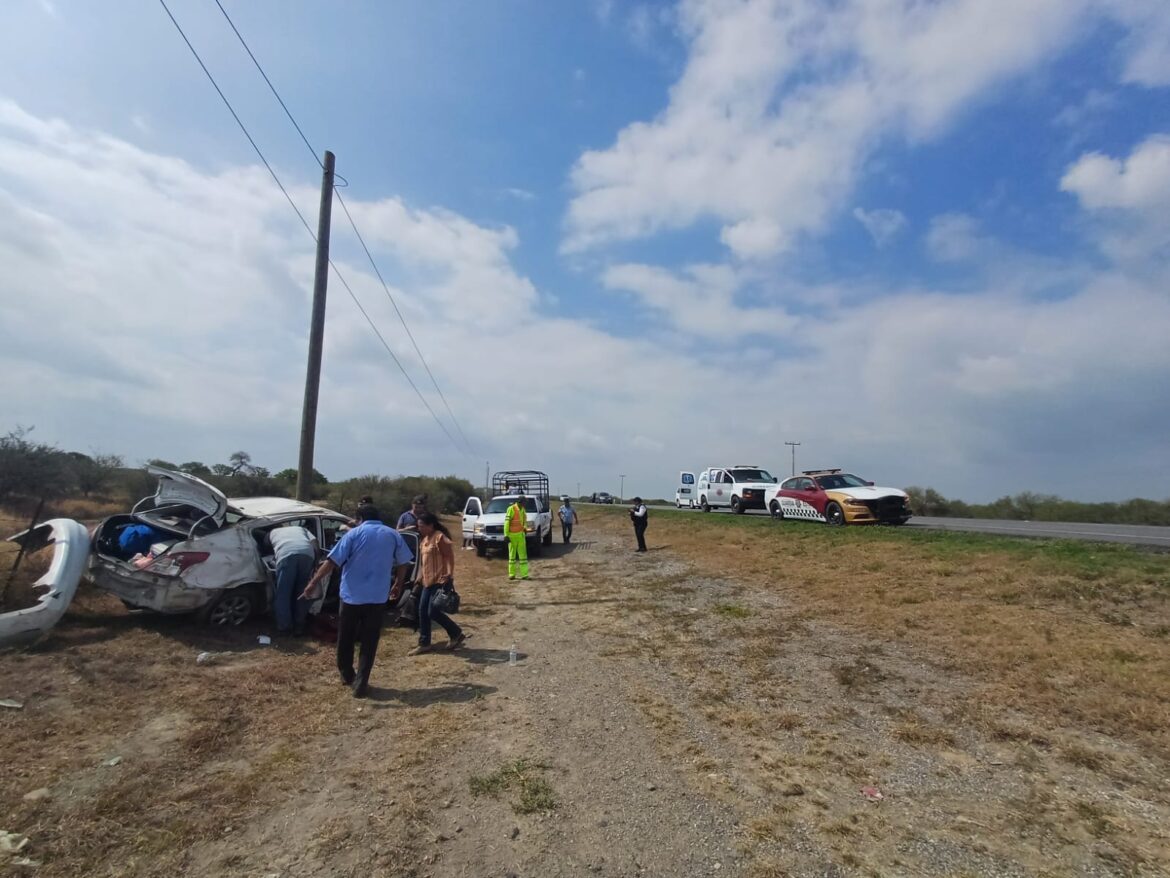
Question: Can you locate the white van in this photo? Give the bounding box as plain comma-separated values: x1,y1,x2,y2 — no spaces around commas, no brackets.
695,465,778,514
676,471,696,508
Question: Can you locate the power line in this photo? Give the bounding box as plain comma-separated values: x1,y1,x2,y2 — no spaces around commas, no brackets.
157,0,462,454
211,0,476,457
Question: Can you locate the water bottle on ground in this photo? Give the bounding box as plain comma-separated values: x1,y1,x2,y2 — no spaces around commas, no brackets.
509,643,518,666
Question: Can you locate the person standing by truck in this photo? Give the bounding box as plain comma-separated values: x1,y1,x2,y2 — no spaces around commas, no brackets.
505,494,530,580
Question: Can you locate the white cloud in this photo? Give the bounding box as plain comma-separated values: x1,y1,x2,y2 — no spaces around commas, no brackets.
601,261,796,339
853,207,907,248
3,100,1169,502
1060,135,1170,266
563,0,1165,259
502,186,536,201
1053,88,1117,128
1061,134,1170,211
1104,0,1170,86
926,213,987,262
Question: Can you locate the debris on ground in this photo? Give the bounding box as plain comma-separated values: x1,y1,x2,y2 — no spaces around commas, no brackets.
0,698,23,710
21,789,49,803
257,635,272,646
195,651,217,665
0,831,30,854
861,786,884,802
102,756,122,767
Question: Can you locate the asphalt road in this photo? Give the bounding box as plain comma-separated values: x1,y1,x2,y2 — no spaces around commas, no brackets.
639,504,1170,548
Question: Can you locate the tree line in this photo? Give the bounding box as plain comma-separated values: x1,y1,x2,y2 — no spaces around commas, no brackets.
0,427,474,521
902,486,1170,526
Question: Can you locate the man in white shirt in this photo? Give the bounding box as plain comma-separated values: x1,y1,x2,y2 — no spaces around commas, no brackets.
629,497,648,553
268,524,317,636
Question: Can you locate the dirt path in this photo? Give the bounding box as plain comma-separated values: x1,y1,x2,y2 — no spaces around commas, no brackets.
4,515,1168,876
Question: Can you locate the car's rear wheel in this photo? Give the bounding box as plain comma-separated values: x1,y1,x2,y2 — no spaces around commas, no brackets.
825,502,846,527
730,496,744,515
700,496,710,513
770,500,785,520
203,585,258,627
543,526,552,546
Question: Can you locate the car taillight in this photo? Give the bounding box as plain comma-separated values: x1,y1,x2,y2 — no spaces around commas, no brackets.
150,552,210,575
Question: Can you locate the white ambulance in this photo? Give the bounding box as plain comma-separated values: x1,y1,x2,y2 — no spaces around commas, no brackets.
675,471,697,508
693,465,778,514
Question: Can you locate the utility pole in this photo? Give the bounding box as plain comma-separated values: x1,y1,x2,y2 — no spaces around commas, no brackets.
619,474,626,503
296,150,336,502
577,481,581,498
784,441,801,477
485,461,490,497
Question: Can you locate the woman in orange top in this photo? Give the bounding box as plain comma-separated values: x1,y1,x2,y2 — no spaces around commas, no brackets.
407,512,466,655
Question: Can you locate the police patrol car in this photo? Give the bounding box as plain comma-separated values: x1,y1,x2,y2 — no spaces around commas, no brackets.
764,469,912,526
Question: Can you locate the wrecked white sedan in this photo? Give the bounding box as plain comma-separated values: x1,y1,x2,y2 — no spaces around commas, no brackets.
2,468,419,641
84,468,343,625
86,467,415,626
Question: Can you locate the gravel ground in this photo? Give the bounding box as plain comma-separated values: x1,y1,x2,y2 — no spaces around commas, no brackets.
4,516,1168,877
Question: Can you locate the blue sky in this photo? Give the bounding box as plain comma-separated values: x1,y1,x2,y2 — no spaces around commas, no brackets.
2,0,1169,502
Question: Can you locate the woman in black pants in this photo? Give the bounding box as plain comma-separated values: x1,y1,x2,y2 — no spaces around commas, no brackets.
407,513,466,655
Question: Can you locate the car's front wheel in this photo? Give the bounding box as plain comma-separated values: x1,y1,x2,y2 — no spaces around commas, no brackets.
529,535,542,557
730,496,745,515
770,500,785,520
202,585,259,627
825,502,846,527
700,496,710,513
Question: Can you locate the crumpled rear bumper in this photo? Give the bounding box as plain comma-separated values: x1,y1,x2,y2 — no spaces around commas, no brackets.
1,519,90,648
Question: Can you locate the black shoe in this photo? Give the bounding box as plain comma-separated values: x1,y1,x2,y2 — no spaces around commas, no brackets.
352,679,370,699
339,670,356,686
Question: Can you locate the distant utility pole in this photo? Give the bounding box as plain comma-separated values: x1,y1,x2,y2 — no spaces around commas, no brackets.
296,150,336,502
577,482,581,498
784,441,801,477
619,474,626,503
485,461,490,497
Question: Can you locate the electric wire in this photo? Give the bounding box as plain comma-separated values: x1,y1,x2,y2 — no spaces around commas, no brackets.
157,0,462,453
212,0,476,456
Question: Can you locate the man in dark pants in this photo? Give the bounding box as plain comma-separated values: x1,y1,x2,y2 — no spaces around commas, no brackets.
302,505,413,698
630,497,648,552
267,523,317,636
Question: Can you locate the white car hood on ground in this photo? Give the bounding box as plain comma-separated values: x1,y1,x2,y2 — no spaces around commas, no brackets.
0,519,90,647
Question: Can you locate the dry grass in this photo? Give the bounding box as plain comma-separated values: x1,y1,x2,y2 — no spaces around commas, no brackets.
589,507,1170,757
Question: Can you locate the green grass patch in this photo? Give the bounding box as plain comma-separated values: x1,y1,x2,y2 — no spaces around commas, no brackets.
470,758,557,814
649,506,1168,594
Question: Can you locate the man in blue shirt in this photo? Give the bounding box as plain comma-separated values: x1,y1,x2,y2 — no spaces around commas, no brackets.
302,505,413,698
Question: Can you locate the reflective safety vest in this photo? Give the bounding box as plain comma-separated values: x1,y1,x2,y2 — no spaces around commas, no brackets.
505,502,527,533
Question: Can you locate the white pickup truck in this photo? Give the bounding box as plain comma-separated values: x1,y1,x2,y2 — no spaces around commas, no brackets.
461,470,554,557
